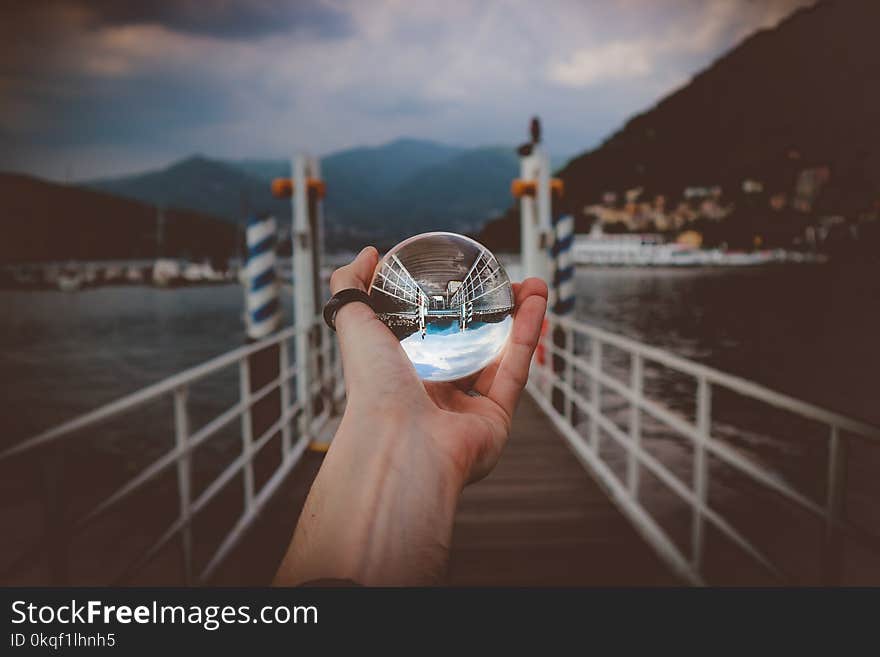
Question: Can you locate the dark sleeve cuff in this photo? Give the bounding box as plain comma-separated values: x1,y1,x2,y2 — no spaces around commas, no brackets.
297,578,363,587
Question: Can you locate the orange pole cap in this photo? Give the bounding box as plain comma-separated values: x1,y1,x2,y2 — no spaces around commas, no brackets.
307,178,326,199
271,178,294,198
511,179,537,198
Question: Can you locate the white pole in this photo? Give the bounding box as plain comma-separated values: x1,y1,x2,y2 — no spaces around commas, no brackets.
292,155,314,435
519,152,539,280
535,145,553,285
306,155,330,423
309,156,325,302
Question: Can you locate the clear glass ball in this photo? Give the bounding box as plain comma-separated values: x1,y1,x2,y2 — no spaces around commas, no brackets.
369,232,515,382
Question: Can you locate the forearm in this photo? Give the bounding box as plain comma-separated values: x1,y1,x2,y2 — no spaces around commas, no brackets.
274,402,465,586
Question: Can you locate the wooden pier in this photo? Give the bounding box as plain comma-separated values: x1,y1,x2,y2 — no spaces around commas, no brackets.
7,307,877,587
448,394,677,585
218,393,678,586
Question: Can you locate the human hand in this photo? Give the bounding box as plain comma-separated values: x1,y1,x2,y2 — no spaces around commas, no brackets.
329,245,548,484
275,245,547,585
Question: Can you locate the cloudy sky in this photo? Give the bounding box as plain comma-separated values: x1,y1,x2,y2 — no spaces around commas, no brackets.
1,0,813,181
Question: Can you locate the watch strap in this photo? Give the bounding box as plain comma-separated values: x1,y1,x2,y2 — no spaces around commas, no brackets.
322,288,375,331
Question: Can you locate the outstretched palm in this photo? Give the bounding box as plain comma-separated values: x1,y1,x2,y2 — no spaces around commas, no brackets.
330,247,548,484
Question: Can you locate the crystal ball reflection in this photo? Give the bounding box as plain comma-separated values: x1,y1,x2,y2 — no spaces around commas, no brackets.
369,232,515,382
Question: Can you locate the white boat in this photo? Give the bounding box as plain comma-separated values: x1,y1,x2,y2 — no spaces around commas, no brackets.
152,259,181,287
125,266,146,283
102,265,124,284
572,224,818,267
182,261,224,283
572,224,698,266
56,266,83,292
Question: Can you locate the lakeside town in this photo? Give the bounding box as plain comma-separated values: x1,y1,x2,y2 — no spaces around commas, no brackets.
5,144,879,291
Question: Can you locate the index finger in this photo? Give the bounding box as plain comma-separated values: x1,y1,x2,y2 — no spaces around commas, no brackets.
486,277,548,418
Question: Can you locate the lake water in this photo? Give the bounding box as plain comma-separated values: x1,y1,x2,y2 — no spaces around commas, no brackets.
1,264,877,444
573,264,880,425
1,264,878,583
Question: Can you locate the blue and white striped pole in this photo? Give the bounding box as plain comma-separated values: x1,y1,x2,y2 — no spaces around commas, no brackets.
550,205,575,416
551,213,575,316
245,215,280,340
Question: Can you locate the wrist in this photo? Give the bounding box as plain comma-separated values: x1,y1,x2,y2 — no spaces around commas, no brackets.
279,406,464,585
334,299,376,333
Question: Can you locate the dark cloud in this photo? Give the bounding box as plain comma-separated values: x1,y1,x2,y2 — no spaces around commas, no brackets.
2,0,353,41
0,0,816,181
9,73,240,147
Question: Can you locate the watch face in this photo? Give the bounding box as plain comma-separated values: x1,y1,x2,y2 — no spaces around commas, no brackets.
368,232,515,382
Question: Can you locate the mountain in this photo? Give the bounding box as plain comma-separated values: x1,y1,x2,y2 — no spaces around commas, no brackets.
229,138,463,189
323,138,465,193
557,0,880,215
226,138,472,239
385,146,519,234
0,173,237,263
82,138,517,249
86,155,287,225
320,138,465,239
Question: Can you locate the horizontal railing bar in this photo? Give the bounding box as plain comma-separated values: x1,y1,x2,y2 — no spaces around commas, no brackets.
248,372,289,409
48,366,300,532
546,340,827,521
75,399,247,529
703,431,824,517
0,321,322,463
0,308,341,584
2,402,309,582
76,444,189,531
554,378,783,580
547,350,880,573
550,313,880,441
116,403,308,585
198,423,315,584
526,381,703,585
191,403,303,517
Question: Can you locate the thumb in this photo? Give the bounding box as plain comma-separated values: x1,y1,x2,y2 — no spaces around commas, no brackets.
330,246,379,294
329,246,381,333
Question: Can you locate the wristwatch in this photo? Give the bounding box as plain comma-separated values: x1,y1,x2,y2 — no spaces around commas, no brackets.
322,288,375,331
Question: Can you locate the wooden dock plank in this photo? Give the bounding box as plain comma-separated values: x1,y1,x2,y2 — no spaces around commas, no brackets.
447,394,679,586
217,394,679,586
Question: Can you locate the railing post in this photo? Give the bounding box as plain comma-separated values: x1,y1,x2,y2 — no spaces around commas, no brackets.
519,143,539,280
238,358,255,510
536,143,553,284
628,353,643,497
564,325,574,424
308,156,326,422
822,425,847,584
543,315,553,400
292,155,315,442
279,340,292,456
589,335,602,450
692,376,711,572
173,386,193,585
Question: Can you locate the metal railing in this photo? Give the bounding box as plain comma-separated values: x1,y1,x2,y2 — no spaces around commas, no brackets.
6,302,879,586
0,316,343,585
531,312,880,585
